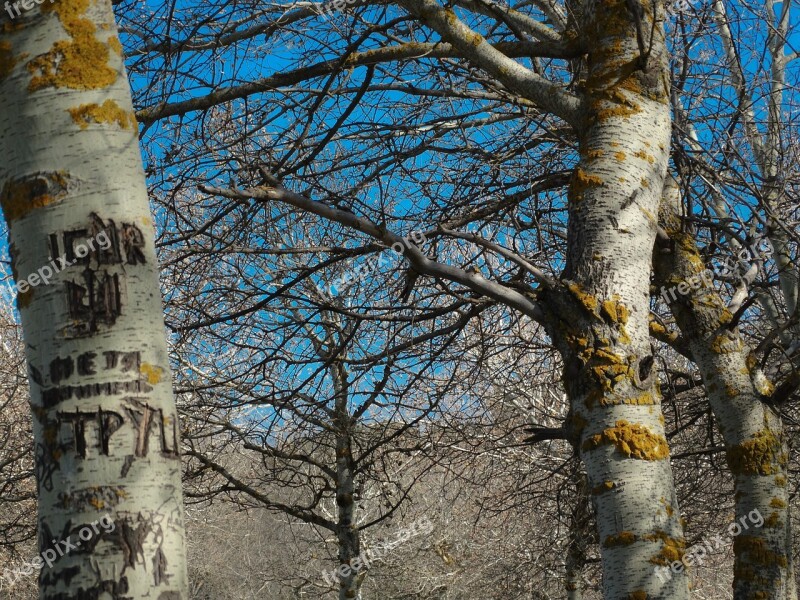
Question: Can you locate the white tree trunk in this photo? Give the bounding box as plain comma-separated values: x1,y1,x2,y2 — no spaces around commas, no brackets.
0,0,189,597
538,1,690,597
655,179,795,600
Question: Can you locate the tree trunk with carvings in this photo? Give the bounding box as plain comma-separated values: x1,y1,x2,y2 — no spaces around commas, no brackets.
0,0,189,597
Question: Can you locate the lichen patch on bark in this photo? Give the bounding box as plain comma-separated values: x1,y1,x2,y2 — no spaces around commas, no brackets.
726,429,786,475
107,34,122,55
582,419,669,460
733,535,788,568
69,99,137,130
140,362,165,385
645,530,686,565
0,171,71,222
27,0,117,91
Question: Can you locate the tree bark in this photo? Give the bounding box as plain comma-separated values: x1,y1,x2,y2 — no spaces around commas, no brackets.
565,471,590,600
0,0,189,597
332,360,362,600
538,1,690,597
654,178,795,600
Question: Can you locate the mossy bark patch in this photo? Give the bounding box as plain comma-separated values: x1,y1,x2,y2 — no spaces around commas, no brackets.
0,171,71,222
27,0,117,91
582,419,669,460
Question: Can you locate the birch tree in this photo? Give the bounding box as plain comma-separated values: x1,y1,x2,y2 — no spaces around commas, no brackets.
653,178,796,599
0,0,188,597
190,0,687,593
647,1,800,596
115,0,798,595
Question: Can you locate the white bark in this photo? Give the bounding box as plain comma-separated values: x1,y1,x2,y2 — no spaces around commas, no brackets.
0,1,189,598
537,1,690,597
655,179,795,600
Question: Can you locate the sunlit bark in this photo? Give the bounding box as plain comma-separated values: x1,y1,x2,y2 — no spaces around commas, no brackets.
0,0,189,597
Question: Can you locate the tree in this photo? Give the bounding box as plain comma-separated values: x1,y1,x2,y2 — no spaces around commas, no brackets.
0,0,188,596
118,0,799,596
191,0,687,593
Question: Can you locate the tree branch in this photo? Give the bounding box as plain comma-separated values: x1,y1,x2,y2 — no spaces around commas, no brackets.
198,181,546,323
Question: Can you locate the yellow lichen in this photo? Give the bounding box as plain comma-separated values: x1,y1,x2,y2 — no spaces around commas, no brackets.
107,35,122,55
775,476,786,487
628,593,647,600
2,20,25,33
571,167,605,200
755,377,775,397
0,40,17,81
614,151,626,161
648,318,678,342
621,391,657,406
68,99,137,130
733,535,787,568
603,531,637,547
0,171,71,222
28,0,117,91
769,497,787,508
646,531,686,565
710,332,743,354
140,362,165,385
764,512,781,528
582,420,669,460
727,429,786,476
601,298,629,325
567,281,599,313
592,480,616,495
